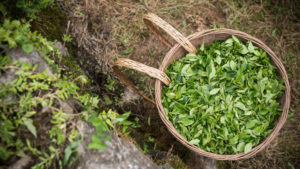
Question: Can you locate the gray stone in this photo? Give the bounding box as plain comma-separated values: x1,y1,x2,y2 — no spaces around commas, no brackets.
54,41,69,57
159,163,173,169
8,48,53,75
0,48,53,84
76,120,159,169
58,98,74,114
8,157,32,169
186,152,217,169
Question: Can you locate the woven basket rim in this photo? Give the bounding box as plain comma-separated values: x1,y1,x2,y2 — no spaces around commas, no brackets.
155,28,291,160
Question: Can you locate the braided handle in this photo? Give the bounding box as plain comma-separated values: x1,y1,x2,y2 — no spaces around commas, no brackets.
143,13,197,54
113,66,156,104
113,58,171,104
115,58,170,86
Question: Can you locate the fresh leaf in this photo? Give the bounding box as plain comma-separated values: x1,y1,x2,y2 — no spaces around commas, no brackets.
23,119,37,138
88,135,107,150
200,43,204,51
244,143,252,153
189,139,200,145
235,102,247,111
209,61,216,80
209,88,220,95
22,44,34,53
112,112,131,124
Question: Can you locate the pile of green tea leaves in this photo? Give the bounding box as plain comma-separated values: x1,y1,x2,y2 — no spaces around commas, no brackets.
162,36,285,154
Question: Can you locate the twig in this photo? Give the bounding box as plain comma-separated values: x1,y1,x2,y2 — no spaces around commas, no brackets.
166,144,174,158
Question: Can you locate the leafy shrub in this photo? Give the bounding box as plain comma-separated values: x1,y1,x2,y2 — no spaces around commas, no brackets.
16,0,54,19
0,0,54,19
0,19,56,66
0,19,133,168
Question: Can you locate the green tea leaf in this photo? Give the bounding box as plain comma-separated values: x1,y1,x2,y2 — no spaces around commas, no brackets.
200,43,204,51
179,117,194,126
237,142,245,152
246,120,258,129
181,64,194,76
209,88,220,95
209,61,216,80
166,93,176,99
229,135,238,145
225,38,233,46
244,143,252,153
235,102,247,111
216,56,222,65
189,139,200,145
232,35,240,43
241,45,248,54
248,42,255,53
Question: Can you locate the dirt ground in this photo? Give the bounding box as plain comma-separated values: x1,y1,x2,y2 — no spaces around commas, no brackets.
56,0,300,168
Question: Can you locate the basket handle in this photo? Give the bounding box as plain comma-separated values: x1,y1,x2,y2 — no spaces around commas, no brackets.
143,13,197,54
115,58,170,85
113,58,170,105
114,13,195,104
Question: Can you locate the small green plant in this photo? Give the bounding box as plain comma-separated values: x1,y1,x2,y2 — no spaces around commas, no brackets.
113,111,132,136
87,111,112,150
142,142,149,153
105,76,115,91
0,0,54,20
148,136,154,143
86,110,139,150
162,36,285,154
63,140,79,167
147,117,151,126
0,19,57,65
62,34,72,43
16,0,54,19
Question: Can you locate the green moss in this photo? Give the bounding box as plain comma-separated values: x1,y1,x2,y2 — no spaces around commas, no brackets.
168,157,188,169
30,5,67,41
29,5,93,91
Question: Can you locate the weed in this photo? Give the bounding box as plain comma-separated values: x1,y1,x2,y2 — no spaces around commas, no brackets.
62,34,72,43
0,0,54,20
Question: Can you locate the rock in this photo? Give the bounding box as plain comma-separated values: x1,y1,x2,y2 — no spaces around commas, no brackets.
8,48,53,75
0,48,53,84
76,120,159,169
58,98,74,114
54,41,69,57
0,47,56,105
186,152,217,169
59,97,84,115
8,157,32,169
159,163,173,169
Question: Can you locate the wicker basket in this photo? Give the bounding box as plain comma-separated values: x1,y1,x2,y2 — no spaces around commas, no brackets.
113,13,291,160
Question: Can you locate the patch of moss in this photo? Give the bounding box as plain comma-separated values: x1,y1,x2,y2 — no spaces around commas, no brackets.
30,5,93,91
30,5,67,41
168,156,189,169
